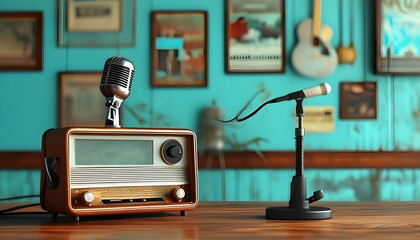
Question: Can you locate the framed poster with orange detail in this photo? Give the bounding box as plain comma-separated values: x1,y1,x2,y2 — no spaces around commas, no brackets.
151,11,208,87
225,0,285,73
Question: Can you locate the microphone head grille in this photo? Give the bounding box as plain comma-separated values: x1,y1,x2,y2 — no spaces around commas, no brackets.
100,56,135,98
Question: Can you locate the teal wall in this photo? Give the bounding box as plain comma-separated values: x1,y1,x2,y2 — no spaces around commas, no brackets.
200,169,420,201
1,0,419,201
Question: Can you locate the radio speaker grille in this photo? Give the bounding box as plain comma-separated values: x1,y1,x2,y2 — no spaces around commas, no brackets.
71,167,188,188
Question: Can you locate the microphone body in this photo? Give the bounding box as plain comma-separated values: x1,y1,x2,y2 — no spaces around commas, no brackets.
286,83,331,100
271,83,331,103
100,56,135,128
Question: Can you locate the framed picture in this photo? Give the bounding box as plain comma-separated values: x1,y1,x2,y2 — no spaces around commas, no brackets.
151,11,208,87
58,0,135,47
0,12,43,71
67,0,121,32
376,0,420,74
59,72,106,127
340,82,377,120
225,0,285,73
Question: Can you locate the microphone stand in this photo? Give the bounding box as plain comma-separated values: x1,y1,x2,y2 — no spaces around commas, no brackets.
266,98,332,220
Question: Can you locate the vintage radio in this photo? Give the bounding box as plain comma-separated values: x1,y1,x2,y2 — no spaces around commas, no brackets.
40,127,198,220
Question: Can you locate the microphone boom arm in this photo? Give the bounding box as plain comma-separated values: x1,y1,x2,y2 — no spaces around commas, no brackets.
220,95,290,123
220,83,331,123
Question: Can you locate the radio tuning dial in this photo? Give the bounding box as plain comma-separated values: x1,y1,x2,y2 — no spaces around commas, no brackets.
82,191,95,205
162,140,183,164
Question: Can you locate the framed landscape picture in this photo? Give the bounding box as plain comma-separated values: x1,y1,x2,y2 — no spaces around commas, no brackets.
225,0,285,73
59,72,106,127
376,0,420,74
151,11,208,87
0,12,43,71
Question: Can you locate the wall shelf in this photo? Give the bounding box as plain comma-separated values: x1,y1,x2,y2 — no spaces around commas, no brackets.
1,151,419,169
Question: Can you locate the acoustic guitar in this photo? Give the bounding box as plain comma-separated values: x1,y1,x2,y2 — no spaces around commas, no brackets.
291,0,337,78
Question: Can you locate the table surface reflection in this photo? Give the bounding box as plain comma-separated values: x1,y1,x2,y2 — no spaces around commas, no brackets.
0,202,419,239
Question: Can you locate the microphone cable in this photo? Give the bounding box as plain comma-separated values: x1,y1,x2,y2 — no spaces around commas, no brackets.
219,90,289,123
0,195,47,215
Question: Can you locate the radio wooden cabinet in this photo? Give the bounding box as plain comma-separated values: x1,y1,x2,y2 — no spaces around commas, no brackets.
40,127,198,220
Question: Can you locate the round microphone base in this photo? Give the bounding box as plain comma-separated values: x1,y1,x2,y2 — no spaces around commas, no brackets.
266,206,332,220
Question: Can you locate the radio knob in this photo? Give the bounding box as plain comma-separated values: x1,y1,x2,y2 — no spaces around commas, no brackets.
82,191,95,204
162,140,183,164
168,146,182,158
174,187,186,200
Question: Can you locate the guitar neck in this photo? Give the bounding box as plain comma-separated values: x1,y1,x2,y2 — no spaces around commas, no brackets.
312,0,322,41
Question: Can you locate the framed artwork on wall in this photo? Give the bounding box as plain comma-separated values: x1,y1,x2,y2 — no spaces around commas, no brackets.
376,0,420,74
340,82,377,120
67,0,121,32
151,11,208,87
225,0,285,73
0,12,43,71
59,72,106,127
58,0,135,47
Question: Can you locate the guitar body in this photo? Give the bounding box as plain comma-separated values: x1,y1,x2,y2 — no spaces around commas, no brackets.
291,19,338,78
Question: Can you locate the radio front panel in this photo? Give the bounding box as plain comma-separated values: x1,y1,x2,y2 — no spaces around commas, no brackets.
68,134,189,189
40,127,198,218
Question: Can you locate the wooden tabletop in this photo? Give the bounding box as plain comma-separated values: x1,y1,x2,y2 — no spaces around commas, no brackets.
0,202,419,239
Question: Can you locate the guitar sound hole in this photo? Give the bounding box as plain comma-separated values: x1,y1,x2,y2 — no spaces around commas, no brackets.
313,37,320,46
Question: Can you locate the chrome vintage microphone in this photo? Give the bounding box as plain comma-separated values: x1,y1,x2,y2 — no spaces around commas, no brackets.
100,56,135,128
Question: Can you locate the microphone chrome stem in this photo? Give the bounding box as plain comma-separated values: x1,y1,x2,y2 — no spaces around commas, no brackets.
105,96,124,128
